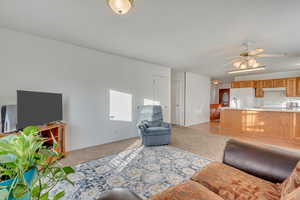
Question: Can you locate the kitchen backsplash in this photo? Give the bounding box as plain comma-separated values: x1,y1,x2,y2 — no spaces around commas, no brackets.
255,91,300,107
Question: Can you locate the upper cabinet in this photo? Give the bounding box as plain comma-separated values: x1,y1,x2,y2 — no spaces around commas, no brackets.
262,79,274,88
255,80,264,98
286,78,297,97
231,80,256,88
297,78,300,96
273,79,287,88
231,77,300,97
231,81,240,88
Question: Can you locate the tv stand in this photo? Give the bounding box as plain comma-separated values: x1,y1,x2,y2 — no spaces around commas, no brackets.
0,123,66,159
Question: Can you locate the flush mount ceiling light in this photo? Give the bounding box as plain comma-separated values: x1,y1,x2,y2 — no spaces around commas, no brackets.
212,80,221,85
228,66,266,74
108,0,134,15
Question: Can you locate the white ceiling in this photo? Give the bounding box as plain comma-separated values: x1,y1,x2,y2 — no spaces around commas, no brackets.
1,0,300,81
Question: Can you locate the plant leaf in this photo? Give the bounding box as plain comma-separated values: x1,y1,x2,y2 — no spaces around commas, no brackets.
0,190,9,200
62,166,75,175
40,192,49,200
53,191,65,200
12,183,29,199
23,126,40,136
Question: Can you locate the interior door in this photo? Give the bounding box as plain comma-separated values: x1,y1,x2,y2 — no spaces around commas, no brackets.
153,76,170,122
219,89,230,107
172,80,184,126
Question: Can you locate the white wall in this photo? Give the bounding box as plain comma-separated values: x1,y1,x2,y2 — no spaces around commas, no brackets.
185,72,210,126
0,28,171,151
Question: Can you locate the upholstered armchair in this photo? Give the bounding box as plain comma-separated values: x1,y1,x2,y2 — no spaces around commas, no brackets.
137,105,171,146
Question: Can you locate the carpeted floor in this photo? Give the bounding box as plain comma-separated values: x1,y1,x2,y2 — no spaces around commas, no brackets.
53,146,211,200
61,125,229,166
61,123,300,166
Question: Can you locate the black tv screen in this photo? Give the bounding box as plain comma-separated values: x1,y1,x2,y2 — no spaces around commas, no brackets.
17,90,63,129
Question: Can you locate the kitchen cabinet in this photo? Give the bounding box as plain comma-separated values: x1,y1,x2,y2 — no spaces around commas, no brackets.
273,79,287,88
297,78,300,96
262,79,274,88
286,78,297,97
255,80,264,98
240,81,256,88
231,81,255,88
231,81,241,88
231,77,300,97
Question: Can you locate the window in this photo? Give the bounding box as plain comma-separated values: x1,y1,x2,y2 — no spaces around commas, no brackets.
109,90,132,122
144,98,160,106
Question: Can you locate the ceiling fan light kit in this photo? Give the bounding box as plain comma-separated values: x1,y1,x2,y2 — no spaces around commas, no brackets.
228,66,266,74
212,80,221,85
108,0,134,15
228,43,287,74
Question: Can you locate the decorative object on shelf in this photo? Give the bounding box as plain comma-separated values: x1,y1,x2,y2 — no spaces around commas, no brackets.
0,126,75,200
107,0,134,15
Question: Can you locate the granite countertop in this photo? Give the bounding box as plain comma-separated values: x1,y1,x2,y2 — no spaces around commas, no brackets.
221,107,300,113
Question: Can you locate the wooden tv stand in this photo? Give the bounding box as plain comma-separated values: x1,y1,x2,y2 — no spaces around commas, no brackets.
0,123,66,158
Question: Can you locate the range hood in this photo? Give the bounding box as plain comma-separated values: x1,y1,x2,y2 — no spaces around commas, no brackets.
262,87,286,92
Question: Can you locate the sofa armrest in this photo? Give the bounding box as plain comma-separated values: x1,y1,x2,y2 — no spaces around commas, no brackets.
223,139,300,183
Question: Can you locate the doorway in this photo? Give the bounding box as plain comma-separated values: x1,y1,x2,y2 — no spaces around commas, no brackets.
219,89,230,107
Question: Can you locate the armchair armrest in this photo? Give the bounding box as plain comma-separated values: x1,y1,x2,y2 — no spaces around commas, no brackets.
137,120,149,131
162,122,171,129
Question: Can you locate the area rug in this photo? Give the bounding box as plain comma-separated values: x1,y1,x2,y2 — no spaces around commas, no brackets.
52,145,211,200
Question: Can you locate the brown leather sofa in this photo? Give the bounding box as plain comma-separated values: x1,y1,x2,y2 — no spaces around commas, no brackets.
150,140,300,200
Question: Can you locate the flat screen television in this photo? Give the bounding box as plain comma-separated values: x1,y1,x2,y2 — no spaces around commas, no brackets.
17,90,63,129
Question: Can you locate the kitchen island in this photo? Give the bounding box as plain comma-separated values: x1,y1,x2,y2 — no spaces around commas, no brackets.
220,108,300,148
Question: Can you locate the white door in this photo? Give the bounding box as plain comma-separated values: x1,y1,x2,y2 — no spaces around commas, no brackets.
153,76,170,122
172,80,184,126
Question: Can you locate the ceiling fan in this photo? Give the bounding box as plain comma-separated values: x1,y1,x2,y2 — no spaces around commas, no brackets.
228,42,287,74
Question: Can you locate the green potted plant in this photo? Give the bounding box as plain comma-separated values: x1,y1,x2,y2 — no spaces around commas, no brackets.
0,126,75,200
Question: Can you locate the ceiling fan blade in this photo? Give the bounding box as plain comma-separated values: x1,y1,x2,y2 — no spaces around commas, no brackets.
248,50,260,56
256,53,287,57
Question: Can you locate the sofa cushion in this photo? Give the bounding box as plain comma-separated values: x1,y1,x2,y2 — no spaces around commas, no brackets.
191,162,281,200
281,161,300,199
150,180,224,200
281,187,300,200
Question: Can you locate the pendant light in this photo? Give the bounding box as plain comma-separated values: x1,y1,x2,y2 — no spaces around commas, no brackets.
108,0,134,15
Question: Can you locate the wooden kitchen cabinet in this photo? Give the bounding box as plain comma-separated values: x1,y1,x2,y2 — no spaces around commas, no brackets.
231,81,241,88
273,79,287,88
286,78,297,97
296,78,300,96
262,79,274,88
255,80,264,97
240,81,256,88
231,81,255,88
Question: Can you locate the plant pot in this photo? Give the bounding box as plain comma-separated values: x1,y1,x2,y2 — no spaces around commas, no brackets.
0,168,37,200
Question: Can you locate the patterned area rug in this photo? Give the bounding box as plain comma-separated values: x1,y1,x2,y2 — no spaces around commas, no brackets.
53,144,211,200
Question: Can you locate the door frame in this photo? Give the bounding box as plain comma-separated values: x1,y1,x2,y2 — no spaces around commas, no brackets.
219,88,230,107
